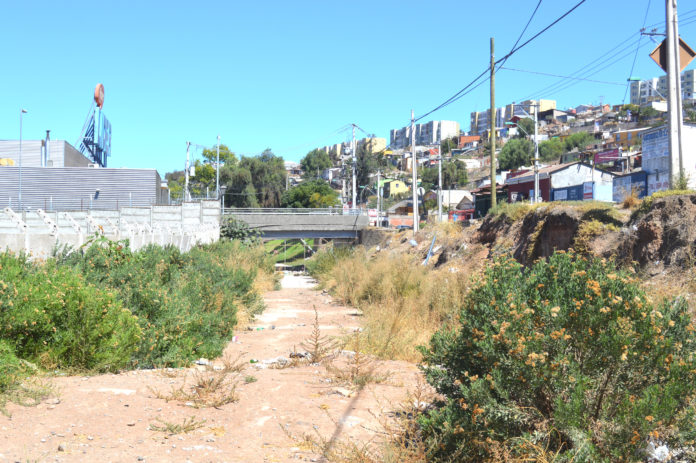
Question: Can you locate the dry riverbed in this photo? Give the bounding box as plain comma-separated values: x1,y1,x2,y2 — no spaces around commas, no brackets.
0,273,422,463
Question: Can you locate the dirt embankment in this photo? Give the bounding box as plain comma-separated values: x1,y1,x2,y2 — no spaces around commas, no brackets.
472,194,696,276
372,194,696,280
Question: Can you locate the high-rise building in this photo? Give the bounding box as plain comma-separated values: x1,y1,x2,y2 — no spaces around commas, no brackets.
470,99,556,135
629,69,696,106
388,120,460,149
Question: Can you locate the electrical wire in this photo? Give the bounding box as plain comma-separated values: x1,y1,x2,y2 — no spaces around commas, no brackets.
501,67,626,86
623,0,653,104
519,33,647,100
414,0,587,123
496,0,543,72
529,39,653,99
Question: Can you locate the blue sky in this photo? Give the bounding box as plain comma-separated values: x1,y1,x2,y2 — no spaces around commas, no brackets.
1,0,695,175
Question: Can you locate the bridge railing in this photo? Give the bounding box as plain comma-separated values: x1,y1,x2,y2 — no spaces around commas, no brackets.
223,207,366,216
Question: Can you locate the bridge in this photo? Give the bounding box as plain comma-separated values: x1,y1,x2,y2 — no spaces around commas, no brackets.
223,208,370,240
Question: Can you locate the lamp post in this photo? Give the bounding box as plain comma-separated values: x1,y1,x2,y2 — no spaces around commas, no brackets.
220,185,227,213
19,109,27,211
216,135,221,199
506,103,539,203
627,77,667,102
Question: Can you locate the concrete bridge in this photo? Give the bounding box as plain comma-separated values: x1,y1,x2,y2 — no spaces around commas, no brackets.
224,208,369,240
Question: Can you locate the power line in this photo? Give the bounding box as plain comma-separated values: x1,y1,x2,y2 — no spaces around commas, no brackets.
496,0,543,72
623,0,653,104
414,0,587,123
500,67,626,86
519,32,646,100
542,39,653,98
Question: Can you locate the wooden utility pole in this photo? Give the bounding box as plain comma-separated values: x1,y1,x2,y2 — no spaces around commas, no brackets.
411,110,419,234
489,37,497,209
666,0,684,186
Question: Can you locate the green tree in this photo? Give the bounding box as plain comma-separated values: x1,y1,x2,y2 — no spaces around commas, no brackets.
538,137,565,162
355,143,385,198
202,144,237,166
564,131,593,152
515,117,535,139
281,179,339,208
420,162,469,192
498,138,533,170
440,136,459,155
217,149,287,208
300,149,332,179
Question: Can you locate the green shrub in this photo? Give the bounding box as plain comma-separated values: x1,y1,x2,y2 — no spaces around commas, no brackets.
0,252,141,372
220,216,261,243
419,251,696,462
67,239,259,368
0,340,26,393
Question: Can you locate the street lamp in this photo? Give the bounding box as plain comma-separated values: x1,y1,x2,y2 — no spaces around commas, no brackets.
220,185,227,213
19,109,27,211
627,76,667,101
359,185,375,205
506,103,540,203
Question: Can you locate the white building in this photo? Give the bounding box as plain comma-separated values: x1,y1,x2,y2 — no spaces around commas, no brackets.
389,120,460,149
630,69,696,106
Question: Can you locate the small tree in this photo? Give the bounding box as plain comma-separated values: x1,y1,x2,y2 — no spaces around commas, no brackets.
300,149,332,179
498,138,534,170
281,179,339,208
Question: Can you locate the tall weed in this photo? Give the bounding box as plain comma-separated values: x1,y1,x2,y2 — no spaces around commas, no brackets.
309,248,467,361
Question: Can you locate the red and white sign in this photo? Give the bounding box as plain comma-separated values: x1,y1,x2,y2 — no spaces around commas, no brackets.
594,149,620,164
583,181,594,200
368,209,377,218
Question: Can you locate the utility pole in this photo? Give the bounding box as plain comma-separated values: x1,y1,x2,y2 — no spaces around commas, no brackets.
377,169,381,227
437,143,443,222
533,104,540,203
666,0,684,186
185,142,191,201
216,135,220,198
489,37,497,209
352,124,357,208
411,110,419,234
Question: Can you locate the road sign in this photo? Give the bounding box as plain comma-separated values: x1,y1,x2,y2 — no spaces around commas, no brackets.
650,37,696,72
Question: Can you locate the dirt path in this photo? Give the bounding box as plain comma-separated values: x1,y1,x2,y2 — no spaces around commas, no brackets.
1,274,421,463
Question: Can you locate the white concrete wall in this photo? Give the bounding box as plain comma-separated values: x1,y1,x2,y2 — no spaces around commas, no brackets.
0,200,220,259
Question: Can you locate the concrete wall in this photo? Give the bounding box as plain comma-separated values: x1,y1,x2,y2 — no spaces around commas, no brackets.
0,200,220,259
230,211,368,240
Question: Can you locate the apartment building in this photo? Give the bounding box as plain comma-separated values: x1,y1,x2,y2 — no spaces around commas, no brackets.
470,99,556,134
629,69,696,106
388,120,460,149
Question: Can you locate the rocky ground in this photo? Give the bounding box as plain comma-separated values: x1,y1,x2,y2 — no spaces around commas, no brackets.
0,274,422,463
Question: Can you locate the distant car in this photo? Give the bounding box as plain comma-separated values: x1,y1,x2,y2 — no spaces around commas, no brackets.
396,225,412,230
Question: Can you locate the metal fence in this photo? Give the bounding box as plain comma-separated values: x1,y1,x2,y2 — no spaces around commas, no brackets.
223,207,365,215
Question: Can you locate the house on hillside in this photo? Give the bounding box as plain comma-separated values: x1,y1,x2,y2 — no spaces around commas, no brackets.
381,179,409,198
423,189,472,210
505,162,616,202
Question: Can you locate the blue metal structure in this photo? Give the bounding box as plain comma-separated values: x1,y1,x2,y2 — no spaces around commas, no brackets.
76,104,111,167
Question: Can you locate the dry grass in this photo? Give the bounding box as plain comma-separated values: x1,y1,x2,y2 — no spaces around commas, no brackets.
326,333,390,387
283,376,431,463
318,249,468,361
0,375,54,417
149,361,241,409
301,306,338,363
149,416,206,435
620,187,641,209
